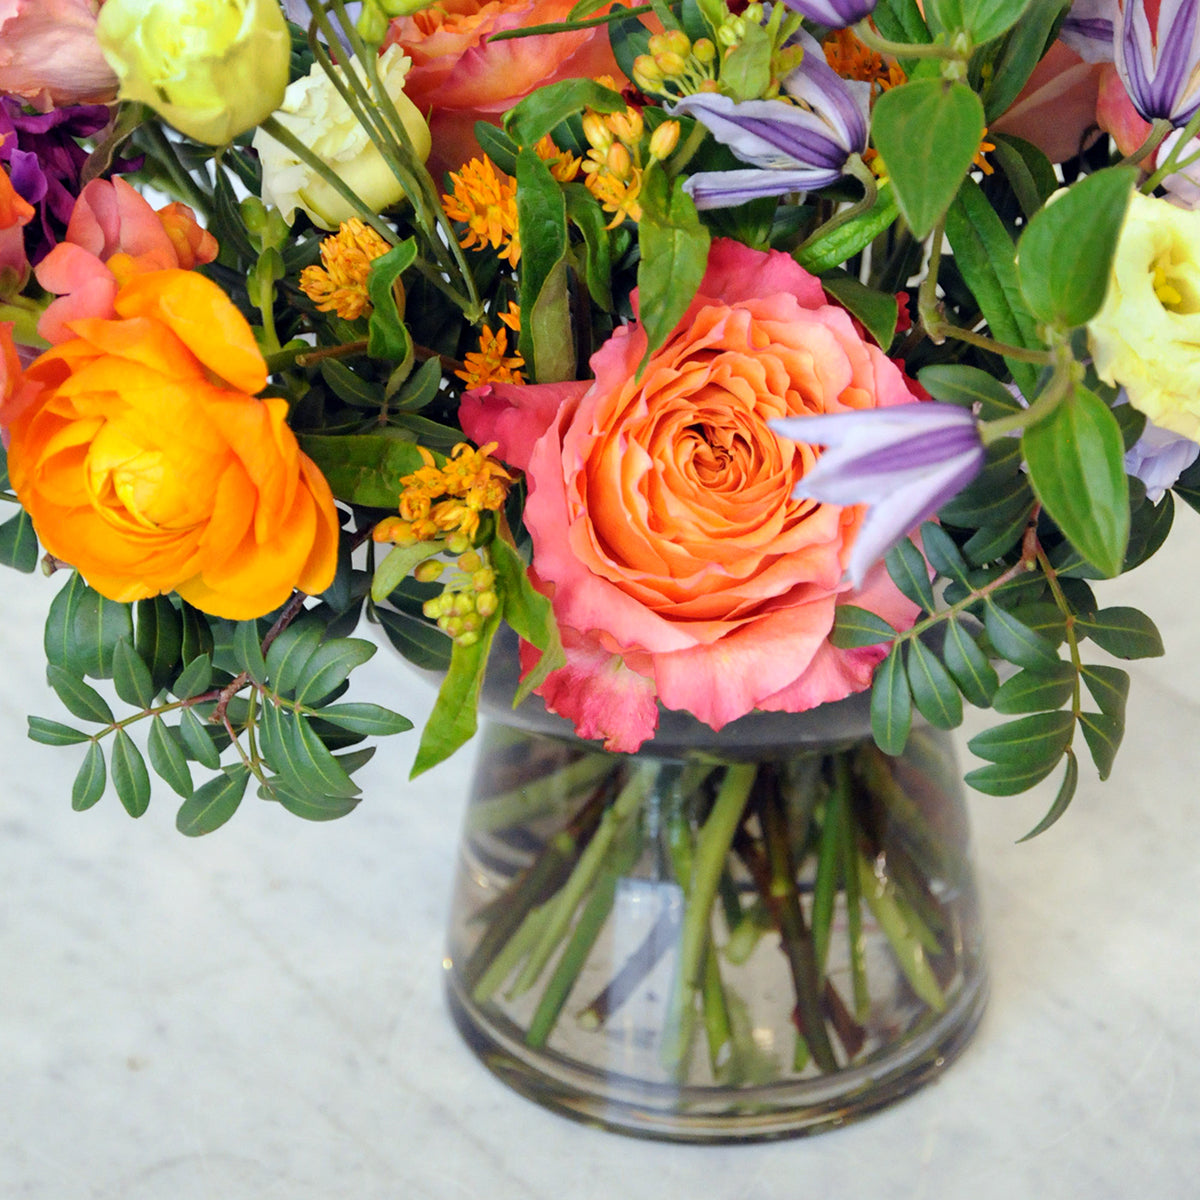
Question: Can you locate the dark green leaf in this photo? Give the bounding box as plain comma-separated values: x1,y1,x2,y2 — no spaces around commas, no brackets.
44,573,133,679
366,239,417,361
918,362,1025,419
71,742,106,811
111,729,150,818
320,358,384,409
962,500,1037,565
870,79,985,238
1076,607,1164,659
795,182,899,275
1008,601,1066,645
28,716,91,747
135,597,183,692
266,620,324,697
317,702,413,737
885,538,936,611
172,653,213,700
982,4,1071,120
967,709,1073,766
636,164,710,371
870,646,912,755
924,0,1032,43
178,601,214,666
1079,710,1123,780
232,620,268,685
273,783,361,822
294,638,377,707
46,664,114,724
984,602,1061,670
112,639,156,710
1023,385,1129,577
991,663,1076,714
179,706,221,769
299,433,425,508
175,766,250,836
830,604,897,649
0,508,38,572
905,639,963,729
489,536,565,703
820,274,898,350
989,135,1058,218
1081,663,1129,720
148,716,193,799
290,716,361,799
963,756,1060,795
474,119,519,174
942,618,999,707
1017,166,1136,328
503,77,625,145
919,522,970,583
564,183,613,310
373,604,452,672
1017,751,1079,840
873,0,931,44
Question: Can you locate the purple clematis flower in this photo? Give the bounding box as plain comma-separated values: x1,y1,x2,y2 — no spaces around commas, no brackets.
1061,0,1116,60
772,402,985,586
1126,414,1200,501
778,0,878,26
671,32,869,210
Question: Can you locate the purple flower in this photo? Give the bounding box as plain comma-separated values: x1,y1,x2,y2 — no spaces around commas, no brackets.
1125,415,1200,501
1114,0,1200,124
671,31,868,210
1061,0,1116,61
772,403,985,586
778,0,877,26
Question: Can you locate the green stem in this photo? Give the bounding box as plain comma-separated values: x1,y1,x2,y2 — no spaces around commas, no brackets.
922,321,1054,364
917,212,948,341
811,757,849,973
1141,107,1200,192
135,121,214,217
840,803,869,1020
852,19,964,62
794,154,878,257
467,753,615,833
1119,117,1172,169
487,6,654,40
576,905,678,1030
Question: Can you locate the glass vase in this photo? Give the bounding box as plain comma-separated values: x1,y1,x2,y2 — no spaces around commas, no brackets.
442,689,987,1143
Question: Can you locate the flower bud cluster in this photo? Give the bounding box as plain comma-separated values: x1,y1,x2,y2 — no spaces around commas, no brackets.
420,548,500,648
631,30,718,99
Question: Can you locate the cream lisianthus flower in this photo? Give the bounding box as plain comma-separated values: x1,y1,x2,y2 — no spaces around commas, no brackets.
1089,190,1200,441
96,0,289,145
252,45,431,230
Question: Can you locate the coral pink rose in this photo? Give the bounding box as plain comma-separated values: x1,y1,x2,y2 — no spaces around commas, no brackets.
384,0,624,177
461,240,922,751
0,0,117,110
34,177,217,344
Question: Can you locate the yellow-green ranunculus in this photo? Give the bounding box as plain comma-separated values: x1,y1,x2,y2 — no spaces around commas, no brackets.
1089,191,1200,441
96,0,290,146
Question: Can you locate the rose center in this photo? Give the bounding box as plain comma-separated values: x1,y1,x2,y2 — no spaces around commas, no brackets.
1152,247,1200,314
685,422,749,486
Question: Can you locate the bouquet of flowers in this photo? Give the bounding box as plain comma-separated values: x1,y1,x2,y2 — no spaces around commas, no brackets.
3,0,1198,1132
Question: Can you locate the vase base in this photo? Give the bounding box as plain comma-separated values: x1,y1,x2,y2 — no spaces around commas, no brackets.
444,965,989,1143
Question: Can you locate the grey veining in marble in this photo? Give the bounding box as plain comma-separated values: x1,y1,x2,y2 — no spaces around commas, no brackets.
3,513,1200,1199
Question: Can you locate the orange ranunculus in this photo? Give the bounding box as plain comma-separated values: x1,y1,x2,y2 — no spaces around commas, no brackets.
3,268,339,620
34,176,217,345
384,0,624,177
461,240,921,751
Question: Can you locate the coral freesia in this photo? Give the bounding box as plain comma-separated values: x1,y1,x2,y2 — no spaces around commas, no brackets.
384,0,623,177
461,240,921,751
34,177,217,345
0,0,117,110
2,269,339,619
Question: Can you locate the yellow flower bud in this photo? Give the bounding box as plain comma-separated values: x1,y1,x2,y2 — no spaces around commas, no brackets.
608,109,644,145
582,112,614,152
654,51,689,79
476,590,499,618
606,142,634,181
632,55,665,93
693,38,717,65
648,120,681,162
457,550,483,573
414,559,446,584
96,0,290,146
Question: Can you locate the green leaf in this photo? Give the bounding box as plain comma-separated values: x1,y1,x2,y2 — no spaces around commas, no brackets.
943,180,1044,396
44,573,134,680
967,709,1073,766
373,604,452,672
870,79,985,238
821,274,899,350
0,508,37,572
516,147,574,383
135,597,183,692
290,716,361,799
1081,663,1129,721
982,4,1072,120
1017,166,1136,328
178,706,221,769
1022,385,1129,577
924,0,1032,44
112,639,157,710
366,239,417,361
918,361,1026,420
370,539,443,604
28,716,92,747
919,522,970,584
46,664,114,724
148,716,193,799
175,766,250,836
870,646,912,755
1076,607,1164,659
795,182,900,275
830,604,897,649
411,611,501,777
1018,751,1079,840
111,729,150,818
962,500,1037,566
172,653,213,700
232,620,268,685
299,433,425,508
564,183,613,310
963,756,1060,796
474,120,519,174
905,639,963,730
272,783,361,822
1079,710,1123,781
503,77,625,145
984,602,1061,671
489,536,565,703
266,620,324,697
989,135,1058,219
873,0,932,48
636,163,710,370
294,638,377,707
71,742,107,811
942,618,999,707
316,702,413,737
992,663,1076,714
885,538,936,611
178,601,214,666
718,13,772,100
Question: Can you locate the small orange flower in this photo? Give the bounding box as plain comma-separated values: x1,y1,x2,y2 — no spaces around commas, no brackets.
389,441,514,544
456,312,526,389
299,218,392,320
823,28,906,95
442,155,521,267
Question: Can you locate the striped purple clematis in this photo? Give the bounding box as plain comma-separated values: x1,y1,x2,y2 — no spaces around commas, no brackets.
671,31,868,210
772,403,985,586
778,0,878,25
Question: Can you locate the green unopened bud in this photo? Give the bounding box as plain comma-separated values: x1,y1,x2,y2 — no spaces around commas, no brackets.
717,21,740,48
356,0,389,46
455,629,480,648
457,550,483,573
471,568,495,592
654,50,689,79
414,559,445,584
240,197,270,236
446,533,472,555
744,3,764,24
442,615,464,637
648,120,681,162
476,591,499,618
692,38,716,65
632,54,665,93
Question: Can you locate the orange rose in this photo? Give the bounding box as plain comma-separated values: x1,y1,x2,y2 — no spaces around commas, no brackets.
3,269,339,620
384,0,624,176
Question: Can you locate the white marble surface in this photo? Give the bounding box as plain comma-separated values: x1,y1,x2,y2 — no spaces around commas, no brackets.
3,514,1200,1200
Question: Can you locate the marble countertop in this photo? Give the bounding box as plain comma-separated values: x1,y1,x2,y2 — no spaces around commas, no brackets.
4,514,1200,1200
